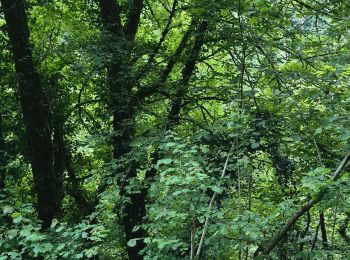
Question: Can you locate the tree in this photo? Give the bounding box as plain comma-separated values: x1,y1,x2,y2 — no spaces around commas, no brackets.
1,0,62,228
1,0,350,259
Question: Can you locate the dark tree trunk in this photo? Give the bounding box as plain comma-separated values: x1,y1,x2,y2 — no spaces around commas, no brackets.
299,211,311,252
53,119,65,208
319,212,328,248
339,211,350,243
98,1,145,259
64,142,95,215
1,0,61,228
98,2,207,258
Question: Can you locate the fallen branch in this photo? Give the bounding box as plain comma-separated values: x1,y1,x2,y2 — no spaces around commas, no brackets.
256,152,350,256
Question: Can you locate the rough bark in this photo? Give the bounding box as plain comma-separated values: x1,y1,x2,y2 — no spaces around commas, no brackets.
1,0,61,228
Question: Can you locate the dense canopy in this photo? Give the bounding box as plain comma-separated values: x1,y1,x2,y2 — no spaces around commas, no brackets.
1,0,350,259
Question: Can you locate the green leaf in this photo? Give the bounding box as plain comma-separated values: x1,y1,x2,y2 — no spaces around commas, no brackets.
158,158,172,165
251,141,259,149
3,206,13,215
315,128,322,135
127,238,138,247
50,218,58,228
212,186,223,193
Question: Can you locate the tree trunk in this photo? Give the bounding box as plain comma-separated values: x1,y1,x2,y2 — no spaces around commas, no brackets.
1,0,61,228
319,212,328,248
98,1,145,258
98,2,207,258
53,117,65,210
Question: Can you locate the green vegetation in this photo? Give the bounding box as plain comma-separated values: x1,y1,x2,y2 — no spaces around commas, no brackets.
1,0,350,259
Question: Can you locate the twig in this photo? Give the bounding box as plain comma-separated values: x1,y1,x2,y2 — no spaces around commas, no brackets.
190,226,195,260
195,153,230,257
313,137,323,166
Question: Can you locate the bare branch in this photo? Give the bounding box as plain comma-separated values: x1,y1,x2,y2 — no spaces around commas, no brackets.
256,152,350,256
196,153,231,257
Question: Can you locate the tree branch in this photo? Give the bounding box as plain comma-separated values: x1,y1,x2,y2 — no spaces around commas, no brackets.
256,152,350,256
135,0,179,80
196,153,230,257
124,0,144,40
135,21,194,100
166,20,208,127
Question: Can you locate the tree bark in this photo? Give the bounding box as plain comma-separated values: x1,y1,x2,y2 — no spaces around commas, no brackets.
299,211,311,252
1,0,61,228
98,2,208,258
319,212,328,248
98,1,145,259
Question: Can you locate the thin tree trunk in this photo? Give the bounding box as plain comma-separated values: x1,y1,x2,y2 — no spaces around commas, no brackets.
319,212,328,248
299,211,311,252
0,114,5,190
1,0,61,228
166,20,208,128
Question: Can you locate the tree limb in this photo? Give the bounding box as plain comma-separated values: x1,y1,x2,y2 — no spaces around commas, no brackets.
124,0,144,40
256,152,350,256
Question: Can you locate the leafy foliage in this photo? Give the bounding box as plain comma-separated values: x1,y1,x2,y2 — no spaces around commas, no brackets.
1,0,350,259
